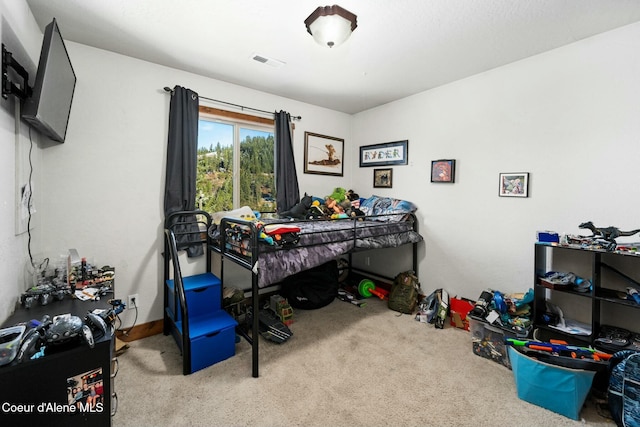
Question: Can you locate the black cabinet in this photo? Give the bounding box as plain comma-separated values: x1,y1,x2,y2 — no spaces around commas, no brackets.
533,242,640,344
0,298,115,426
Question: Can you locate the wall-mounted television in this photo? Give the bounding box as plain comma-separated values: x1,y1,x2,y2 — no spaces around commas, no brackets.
21,18,76,143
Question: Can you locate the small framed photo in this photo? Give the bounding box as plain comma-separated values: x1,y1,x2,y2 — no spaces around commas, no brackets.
304,132,344,176
431,159,455,183
359,140,408,167
373,168,393,188
499,172,529,197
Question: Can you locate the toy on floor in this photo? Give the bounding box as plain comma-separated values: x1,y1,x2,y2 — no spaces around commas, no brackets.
247,308,293,344
337,288,366,307
358,279,389,300
269,295,294,326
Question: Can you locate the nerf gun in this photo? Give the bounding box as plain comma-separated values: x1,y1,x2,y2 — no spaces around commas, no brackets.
505,338,612,361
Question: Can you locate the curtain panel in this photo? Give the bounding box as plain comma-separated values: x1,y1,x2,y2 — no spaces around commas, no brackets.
164,85,202,257
275,110,300,212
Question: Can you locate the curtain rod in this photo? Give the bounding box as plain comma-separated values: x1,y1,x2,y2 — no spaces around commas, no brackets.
163,87,301,121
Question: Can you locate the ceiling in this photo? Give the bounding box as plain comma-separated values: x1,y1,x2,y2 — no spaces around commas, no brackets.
25,0,640,114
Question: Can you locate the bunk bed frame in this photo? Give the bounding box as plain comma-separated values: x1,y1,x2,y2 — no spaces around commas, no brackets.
213,212,421,378
163,209,422,378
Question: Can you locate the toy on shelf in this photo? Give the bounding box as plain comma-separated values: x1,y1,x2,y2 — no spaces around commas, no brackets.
20,254,115,308
578,221,640,252
16,314,95,363
14,298,126,364
0,325,27,366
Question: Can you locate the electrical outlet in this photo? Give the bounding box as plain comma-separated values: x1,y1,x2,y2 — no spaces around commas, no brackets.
127,294,139,310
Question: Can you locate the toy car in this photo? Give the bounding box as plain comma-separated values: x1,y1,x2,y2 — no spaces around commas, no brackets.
16,314,94,363
0,325,27,366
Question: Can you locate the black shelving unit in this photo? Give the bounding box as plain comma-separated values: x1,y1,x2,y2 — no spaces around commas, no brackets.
533,242,640,345
0,298,115,426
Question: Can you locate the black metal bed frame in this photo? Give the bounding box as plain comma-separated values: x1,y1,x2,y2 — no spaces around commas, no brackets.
213,213,420,378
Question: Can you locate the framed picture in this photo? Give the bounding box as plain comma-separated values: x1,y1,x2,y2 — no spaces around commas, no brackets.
431,159,455,183
499,172,529,197
304,132,344,176
373,168,393,188
359,140,408,167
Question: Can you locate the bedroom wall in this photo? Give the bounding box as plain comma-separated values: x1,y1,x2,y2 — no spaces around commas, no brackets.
34,42,351,327
3,1,638,330
0,1,45,324
351,22,640,306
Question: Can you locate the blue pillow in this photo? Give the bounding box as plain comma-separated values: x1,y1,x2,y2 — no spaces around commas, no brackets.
360,196,417,221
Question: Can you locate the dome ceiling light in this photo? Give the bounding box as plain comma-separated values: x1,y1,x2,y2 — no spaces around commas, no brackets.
304,5,358,48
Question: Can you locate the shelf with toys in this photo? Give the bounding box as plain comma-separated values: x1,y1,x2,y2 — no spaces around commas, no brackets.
533,241,640,350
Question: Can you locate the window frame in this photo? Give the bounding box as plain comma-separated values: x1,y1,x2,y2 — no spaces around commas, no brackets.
198,106,275,210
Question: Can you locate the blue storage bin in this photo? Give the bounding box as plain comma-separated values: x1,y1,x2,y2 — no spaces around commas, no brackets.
166,272,222,320
172,310,238,373
508,346,596,420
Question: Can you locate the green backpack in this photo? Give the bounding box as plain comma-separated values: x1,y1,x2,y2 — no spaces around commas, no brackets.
388,271,420,314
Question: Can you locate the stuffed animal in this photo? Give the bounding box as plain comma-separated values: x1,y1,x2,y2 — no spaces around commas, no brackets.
307,200,330,219
325,197,344,214
280,193,312,219
350,207,365,219
346,189,361,210
345,189,359,202
339,199,352,212
329,187,347,203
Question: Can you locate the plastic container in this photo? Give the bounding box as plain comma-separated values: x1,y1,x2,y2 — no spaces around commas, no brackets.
470,315,531,369
508,346,596,420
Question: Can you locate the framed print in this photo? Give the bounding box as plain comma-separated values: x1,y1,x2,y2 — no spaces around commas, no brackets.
499,172,529,197
431,159,455,183
304,132,344,176
373,168,393,188
359,140,408,167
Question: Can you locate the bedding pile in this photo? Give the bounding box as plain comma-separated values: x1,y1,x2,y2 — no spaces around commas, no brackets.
208,194,423,288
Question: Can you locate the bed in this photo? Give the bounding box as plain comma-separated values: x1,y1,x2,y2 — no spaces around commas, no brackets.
206,195,423,377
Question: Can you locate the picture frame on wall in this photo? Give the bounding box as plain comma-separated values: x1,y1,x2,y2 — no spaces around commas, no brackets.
359,140,408,167
373,168,393,188
499,172,529,197
431,159,456,183
304,132,344,176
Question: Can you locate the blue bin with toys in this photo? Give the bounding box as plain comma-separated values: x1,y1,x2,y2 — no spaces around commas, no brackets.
508,346,596,420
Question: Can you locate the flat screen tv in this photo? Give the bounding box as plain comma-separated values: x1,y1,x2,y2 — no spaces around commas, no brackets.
22,18,76,143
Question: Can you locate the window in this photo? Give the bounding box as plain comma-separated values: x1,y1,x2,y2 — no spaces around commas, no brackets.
196,107,275,213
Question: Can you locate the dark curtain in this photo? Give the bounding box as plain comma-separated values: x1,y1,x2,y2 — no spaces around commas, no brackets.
275,110,300,212
163,85,202,257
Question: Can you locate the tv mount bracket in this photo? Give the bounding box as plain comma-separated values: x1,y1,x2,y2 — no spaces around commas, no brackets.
2,43,32,100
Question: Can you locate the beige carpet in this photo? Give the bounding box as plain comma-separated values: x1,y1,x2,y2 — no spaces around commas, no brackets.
112,298,615,427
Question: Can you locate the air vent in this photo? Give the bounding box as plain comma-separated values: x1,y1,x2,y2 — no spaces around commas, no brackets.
250,53,285,68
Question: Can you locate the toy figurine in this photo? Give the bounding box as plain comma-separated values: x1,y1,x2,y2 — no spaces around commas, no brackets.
579,221,640,251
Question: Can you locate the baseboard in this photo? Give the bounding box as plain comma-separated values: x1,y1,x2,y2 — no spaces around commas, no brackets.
116,319,163,342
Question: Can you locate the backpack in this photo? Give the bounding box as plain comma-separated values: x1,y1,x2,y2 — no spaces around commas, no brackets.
388,271,420,314
608,350,640,427
280,260,339,310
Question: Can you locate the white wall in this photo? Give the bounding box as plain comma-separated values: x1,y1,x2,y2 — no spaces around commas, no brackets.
352,22,640,300
0,1,45,324
34,43,351,326
3,2,639,328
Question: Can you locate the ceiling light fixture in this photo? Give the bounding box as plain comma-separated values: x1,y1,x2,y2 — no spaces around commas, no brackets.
304,5,357,48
